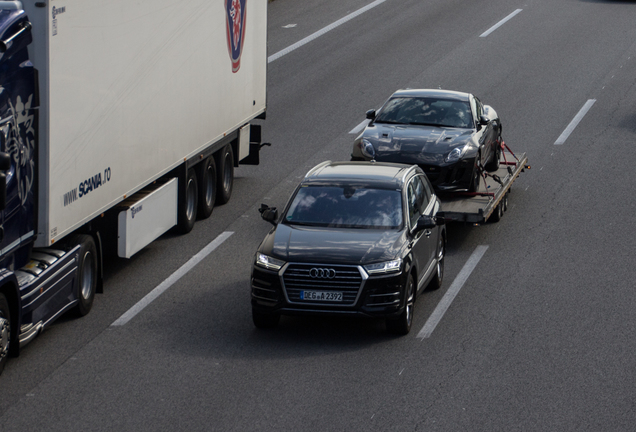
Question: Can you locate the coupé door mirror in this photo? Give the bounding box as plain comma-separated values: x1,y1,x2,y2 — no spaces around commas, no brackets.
259,204,278,226
366,109,376,120
479,115,489,126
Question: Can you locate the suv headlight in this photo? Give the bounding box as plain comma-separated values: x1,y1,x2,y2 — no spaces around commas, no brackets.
255,253,285,271
364,259,402,275
358,139,376,159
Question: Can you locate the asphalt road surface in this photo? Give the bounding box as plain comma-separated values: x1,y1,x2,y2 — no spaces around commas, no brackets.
2,0,636,430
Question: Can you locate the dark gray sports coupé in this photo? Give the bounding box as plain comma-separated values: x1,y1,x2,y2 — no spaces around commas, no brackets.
351,89,502,193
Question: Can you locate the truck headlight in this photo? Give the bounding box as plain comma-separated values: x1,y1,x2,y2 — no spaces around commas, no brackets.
364,259,402,275
255,253,285,271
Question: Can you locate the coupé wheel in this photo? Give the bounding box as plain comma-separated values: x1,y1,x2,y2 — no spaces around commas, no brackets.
468,164,481,193
485,139,501,172
386,273,415,335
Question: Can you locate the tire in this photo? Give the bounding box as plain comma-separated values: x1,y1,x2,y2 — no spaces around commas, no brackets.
427,234,445,291
177,168,198,234
216,145,234,205
252,308,280,329
468,164,481,193
0,293,11,375
490,202,504,223
386,273,415,335
70,235,98,317
485,139,501,172
197,156,216,220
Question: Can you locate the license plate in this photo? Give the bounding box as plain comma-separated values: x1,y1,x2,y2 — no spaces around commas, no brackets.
300,290,343,302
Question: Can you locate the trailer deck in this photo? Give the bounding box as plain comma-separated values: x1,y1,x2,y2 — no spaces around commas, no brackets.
438,146,529,224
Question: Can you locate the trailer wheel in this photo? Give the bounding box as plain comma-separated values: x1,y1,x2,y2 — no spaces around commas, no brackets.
197,156,216,220
0,293,10,375
178,168,198,234
70,235,98,317
427,234,445,291
490,202,504,223
216,144,234,205
386,273,415,335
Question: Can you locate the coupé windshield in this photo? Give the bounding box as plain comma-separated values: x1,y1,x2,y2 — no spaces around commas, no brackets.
285,186,403,229
375,97,473,128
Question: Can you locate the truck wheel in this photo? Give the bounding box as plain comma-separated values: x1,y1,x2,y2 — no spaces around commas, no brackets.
197,156,216,219
386,273,414,335
70,235,98,317
178,168,198,234
252,308,280,329
0,293,10,375
427,234,445,291
216,145,234,205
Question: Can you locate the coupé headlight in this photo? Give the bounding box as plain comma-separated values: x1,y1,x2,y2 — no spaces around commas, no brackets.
364,259,402,275
255,253,285,271
445,146,465,163
358,138,376,159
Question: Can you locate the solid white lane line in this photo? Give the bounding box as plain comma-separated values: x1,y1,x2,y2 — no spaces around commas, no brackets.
554,99,596,145
349,119,370,135
417,245,489,339
268,0,388,63
111,231,234,326
480,9,522,38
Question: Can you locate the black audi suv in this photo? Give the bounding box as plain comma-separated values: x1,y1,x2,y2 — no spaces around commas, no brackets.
251,161,445,335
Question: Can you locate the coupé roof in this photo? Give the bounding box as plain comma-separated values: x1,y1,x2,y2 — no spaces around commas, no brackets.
390,89,470,102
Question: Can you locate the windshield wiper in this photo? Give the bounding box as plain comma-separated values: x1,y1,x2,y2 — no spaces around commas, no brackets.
408,122,440,127
285,221,326,227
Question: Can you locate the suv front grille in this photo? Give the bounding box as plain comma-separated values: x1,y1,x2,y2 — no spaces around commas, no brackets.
282,264,363,305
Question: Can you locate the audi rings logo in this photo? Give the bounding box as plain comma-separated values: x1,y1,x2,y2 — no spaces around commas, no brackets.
309,268,337,279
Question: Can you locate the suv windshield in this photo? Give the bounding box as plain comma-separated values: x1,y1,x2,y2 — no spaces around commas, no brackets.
375,97,472,128
284,186,403,229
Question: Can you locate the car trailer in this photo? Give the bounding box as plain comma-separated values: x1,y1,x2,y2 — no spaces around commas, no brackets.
437,142,529,225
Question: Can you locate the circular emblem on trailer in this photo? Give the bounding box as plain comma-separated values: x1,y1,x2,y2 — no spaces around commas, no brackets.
225,0,248,73
309,268,337,279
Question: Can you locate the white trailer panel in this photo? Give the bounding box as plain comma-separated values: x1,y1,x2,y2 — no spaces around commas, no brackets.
117,178,178,259
25,0,267,246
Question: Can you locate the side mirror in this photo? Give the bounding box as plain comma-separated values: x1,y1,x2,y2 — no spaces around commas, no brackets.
0,152,10,171
259,204,278,226
366,109,376,120
415,215,437,232
479,115,489,126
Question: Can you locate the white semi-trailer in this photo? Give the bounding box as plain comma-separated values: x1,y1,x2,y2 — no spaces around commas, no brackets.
0,0,267,374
